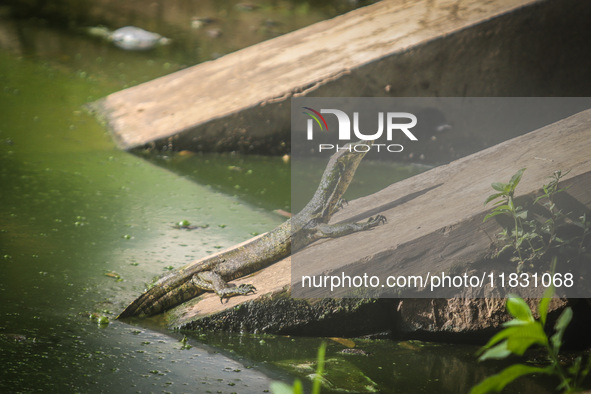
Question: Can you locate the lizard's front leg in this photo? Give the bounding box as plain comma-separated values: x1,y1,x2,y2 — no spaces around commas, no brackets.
315,215,387,239
191,271,256,303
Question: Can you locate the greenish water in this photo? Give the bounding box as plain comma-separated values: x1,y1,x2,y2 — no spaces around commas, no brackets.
0,49,289,392
0,3,562,393
141,150,430,214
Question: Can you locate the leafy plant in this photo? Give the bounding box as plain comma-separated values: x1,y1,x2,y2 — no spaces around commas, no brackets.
271,342,327,394
483,169,582,271
533,170,575,251
471,284,591,393
484,168,532,270
573,213,591,258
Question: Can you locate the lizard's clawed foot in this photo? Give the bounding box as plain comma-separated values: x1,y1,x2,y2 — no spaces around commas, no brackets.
368,215,387,227
219,283,257,303
237,283,257,295
335,198,349,211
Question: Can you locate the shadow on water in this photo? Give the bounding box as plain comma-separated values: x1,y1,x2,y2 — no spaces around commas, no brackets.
138,149,430,214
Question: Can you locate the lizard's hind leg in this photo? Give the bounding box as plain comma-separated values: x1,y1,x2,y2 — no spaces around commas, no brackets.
191,271,256,303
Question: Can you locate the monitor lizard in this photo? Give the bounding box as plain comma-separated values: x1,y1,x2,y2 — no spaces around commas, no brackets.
118,140,385,318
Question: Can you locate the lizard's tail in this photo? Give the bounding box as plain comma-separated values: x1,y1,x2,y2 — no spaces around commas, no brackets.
118,275,203,319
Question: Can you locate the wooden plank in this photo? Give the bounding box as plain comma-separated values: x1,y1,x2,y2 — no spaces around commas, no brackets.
165,109,591,330
91,0,540,152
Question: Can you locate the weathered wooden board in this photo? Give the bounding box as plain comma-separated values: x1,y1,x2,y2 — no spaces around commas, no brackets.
91,0,546,153
165,108,591,332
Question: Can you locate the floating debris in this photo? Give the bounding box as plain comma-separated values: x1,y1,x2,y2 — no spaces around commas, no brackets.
339,348,370,356
180,335,192,349
86,26,170,51
104,272,122,280
329,337,356,348
173,220,209,230
190,16,216,29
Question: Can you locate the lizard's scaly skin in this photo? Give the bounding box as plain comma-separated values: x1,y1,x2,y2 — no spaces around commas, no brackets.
118,141,384,318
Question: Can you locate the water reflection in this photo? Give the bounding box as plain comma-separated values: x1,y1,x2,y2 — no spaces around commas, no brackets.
192,333,558,394
0,0,369,77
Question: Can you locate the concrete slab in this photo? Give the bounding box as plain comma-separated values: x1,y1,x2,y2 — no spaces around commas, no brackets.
90,0,565,154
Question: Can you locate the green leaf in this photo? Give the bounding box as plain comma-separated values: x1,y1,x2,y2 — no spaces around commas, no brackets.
556,377,575,392
479,321,547,358
573,214,588,229
479,325,527,355
484,210,508,222
479,329,511,352
538,286,555,326
493,204,511,212
470,364,550,394
506,297,534,322
533,195,547,205
504,323,547,355
495,244,513,257
484,193,504,205
551,307,573,353
538,298,550,327
554,307,573,333
578,356,591,383
293,379,304,394
271,343,325,394
271,380,303,394
312,343,327,394
509,168,526,189
491,182,508,192
478,342,511,361
554,236,565,244
502,318,535,327
568,356,582,376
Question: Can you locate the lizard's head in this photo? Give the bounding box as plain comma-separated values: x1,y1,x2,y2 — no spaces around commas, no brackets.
332,139,374,177
332,139,374,167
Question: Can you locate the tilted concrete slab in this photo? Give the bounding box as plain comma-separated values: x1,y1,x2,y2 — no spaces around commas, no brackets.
90,0,560,154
